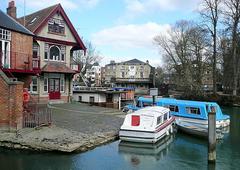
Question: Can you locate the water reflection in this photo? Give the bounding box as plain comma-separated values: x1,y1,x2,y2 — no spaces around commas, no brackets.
0,149,74,170
118,135,174,164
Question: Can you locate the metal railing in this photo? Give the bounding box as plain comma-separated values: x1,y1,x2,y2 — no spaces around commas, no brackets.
115,78,150,82
23,98,52,128
73,86,111,91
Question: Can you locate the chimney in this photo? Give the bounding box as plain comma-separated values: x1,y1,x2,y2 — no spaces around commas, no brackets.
7,1,17,19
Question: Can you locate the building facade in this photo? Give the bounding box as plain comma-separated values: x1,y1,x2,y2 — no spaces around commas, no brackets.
0,7,38,88
104,59,155,93
85,64,101,86
16,3,86,103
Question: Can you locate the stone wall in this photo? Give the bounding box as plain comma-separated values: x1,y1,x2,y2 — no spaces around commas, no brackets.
0,70,23,131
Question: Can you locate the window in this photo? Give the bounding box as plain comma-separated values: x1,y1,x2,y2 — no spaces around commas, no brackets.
33,43,39,57
130,66,134,69
78,96,82,102
48,18,65,34
44,78,48,92
140,72,143,78
122,72,125,78
29,76,38,93
186,107,201,115
157,116,162,125
49,45,60,61
60,77,65,92
89,96,95,103
169,105,179,112
164,113,168,121
143,102,152,107
0,28,11,41
44,43,49,60
60,46,66,61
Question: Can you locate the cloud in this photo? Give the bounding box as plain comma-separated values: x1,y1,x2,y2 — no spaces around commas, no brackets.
92,22,170,49
92,22,170,66
119,0,201,22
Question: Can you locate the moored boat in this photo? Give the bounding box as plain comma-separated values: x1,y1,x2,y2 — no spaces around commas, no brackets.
119,106,175,143
158,98,230,137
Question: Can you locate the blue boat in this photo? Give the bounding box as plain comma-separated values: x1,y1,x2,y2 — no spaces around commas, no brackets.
123,97,230,137
123,96,161,112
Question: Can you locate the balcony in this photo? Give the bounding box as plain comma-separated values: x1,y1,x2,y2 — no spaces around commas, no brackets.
0,51,40,74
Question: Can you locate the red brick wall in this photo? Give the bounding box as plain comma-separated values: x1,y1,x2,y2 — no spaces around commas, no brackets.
0,71,23,131
10,32,33,70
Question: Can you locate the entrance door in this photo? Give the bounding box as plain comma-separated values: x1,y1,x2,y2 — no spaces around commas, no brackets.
49,78,61,99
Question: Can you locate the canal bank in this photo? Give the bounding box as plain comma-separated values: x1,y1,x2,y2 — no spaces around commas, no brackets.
0,103,125,152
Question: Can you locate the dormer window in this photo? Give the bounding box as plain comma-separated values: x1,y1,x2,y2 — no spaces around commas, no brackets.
48,18,65,34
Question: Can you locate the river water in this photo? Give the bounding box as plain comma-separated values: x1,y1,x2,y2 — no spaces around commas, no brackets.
0,107,239,170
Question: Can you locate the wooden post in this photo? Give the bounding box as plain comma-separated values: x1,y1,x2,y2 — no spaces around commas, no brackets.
119,96,121,110
208,106,216,163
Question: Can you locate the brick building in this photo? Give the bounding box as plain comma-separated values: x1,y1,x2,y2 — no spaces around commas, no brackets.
0,8,37,88
0,5,36,131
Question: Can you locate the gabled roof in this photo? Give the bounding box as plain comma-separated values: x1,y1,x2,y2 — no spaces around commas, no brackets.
18,4,86,51
18,4,57,33
0,10,33,36
121,59,146,65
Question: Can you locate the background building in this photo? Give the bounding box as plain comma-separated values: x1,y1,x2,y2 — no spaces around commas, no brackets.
103,59,155,94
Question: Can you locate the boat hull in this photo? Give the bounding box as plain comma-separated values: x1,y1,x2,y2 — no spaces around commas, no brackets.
175,116,230,138
119,117,175,143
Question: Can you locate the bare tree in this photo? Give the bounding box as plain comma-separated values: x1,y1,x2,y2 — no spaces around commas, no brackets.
200,0,221,94
72,40,102,85
222,0,240,95
154,21,209,94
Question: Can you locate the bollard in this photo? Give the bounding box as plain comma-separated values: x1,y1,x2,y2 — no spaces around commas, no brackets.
208,106,216,163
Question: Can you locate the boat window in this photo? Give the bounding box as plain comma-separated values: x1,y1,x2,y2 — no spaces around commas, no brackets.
169,105,179,112
186,107,201,115
164,113,168,121
157,116,162,125
143,102,152,107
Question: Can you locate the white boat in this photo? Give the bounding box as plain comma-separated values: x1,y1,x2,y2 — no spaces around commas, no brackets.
119,106,175,143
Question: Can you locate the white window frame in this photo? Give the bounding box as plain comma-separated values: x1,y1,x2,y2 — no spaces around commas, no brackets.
44,77,48,92
29,76,38,94
0,28,11,41
49,45,61,61
60,74,65,92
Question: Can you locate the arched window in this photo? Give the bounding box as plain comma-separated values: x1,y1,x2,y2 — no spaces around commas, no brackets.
49,45,60,61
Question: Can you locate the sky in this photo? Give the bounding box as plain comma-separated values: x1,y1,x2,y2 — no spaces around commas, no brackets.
0,0,202,66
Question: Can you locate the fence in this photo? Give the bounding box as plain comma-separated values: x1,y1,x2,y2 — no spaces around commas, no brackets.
23,103,52,128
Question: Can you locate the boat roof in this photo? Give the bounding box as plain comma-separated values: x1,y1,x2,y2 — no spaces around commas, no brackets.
159,98,219,107
133,106,169,117
138,96,162,103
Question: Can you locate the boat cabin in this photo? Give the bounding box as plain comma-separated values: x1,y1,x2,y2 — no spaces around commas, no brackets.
122,106,171,131
158,98,229,121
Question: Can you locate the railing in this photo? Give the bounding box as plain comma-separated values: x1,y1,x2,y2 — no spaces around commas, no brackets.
23,103,52,128
0,51,40,71
73,86,111,91
116,78,150,83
